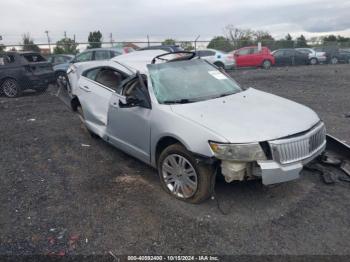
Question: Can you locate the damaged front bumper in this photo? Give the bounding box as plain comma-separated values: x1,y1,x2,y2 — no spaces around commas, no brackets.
257,140,326,185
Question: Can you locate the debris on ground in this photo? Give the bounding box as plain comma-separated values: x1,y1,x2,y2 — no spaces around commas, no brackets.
81,144,91,147
27,118,36,122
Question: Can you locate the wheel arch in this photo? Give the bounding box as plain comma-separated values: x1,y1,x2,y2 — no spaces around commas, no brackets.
154,136,186,167
0,76,18,86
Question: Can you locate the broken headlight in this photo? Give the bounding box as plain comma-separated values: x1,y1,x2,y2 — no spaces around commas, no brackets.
209,142,267,161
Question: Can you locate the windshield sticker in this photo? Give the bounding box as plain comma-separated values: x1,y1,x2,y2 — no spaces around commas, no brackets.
208,70,227,80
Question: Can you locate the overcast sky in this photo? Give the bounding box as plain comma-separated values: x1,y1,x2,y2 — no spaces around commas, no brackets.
1,0,350,44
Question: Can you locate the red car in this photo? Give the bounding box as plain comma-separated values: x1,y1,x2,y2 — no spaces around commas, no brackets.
233,46,275,69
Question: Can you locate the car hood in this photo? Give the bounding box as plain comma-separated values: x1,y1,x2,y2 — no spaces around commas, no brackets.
170,88,320,143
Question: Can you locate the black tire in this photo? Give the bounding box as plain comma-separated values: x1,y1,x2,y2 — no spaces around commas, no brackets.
56,71,69,89
310,58,318,65
348,58,350,64
157,143,214,204
330,57,338,64
262,60,272,69
1,78,22,98
214,61,225,69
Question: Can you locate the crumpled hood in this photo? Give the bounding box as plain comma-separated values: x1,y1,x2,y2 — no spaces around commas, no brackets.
170,88,320,143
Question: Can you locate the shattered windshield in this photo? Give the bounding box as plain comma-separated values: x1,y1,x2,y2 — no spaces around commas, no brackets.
147,59,242,104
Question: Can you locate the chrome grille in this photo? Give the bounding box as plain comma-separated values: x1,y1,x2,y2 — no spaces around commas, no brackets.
269,123,326,164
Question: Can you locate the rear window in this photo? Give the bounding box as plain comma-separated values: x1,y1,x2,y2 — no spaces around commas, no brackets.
0,54,15,66
22,54,46,63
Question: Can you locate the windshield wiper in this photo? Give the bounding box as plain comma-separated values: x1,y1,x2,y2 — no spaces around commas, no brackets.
162,99,195,104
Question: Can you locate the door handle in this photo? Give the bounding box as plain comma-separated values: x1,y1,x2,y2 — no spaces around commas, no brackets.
79,85,91,92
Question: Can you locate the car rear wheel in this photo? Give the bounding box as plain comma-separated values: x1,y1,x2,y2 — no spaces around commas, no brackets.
157,143,214,204
262,60,272,69
310,58,318,65
330,57,338,64
214,62,225,69
1,79,22,98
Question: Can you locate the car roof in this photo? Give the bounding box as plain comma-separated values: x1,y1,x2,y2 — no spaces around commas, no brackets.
81,48,119,52
112,50,168,73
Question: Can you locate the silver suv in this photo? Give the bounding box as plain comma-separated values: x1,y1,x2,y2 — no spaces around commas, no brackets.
68,50,326,203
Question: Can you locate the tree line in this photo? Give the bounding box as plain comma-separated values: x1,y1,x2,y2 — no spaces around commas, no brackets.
1,26,350,54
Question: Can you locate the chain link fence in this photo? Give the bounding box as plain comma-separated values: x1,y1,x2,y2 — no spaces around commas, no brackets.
1,40,350,55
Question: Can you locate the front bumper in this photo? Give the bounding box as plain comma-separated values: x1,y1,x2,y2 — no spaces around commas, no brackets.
257,139,326,185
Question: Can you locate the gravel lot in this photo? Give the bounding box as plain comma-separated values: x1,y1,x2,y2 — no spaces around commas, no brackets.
0,64,350,257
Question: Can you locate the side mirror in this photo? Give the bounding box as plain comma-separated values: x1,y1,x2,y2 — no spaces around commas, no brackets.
119,96,142,108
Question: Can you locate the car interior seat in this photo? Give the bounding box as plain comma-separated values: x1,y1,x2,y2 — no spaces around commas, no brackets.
95,69,122,90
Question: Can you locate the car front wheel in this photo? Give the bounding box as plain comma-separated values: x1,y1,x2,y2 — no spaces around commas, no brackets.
310,58,318,65
330,57,338,64
158,144,214,204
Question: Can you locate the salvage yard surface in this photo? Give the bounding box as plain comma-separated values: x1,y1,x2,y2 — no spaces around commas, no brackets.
0,64,350,256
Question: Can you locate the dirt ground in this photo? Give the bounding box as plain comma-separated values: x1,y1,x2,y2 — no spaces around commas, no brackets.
0,64,350,257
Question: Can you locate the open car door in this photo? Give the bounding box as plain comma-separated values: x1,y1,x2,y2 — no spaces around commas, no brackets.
106,74,152,164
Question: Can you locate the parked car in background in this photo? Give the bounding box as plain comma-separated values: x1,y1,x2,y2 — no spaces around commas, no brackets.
68,50,326,203
296,48,327,65
233,46,275,69
272,49,309,66
337,50,350,64
196,49,235,70
0,51,55,97
47,54,74,66
138,45,183,53
313,46,342,64
54,48,122,88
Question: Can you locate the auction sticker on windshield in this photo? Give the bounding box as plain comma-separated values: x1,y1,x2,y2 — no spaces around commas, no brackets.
208,70,227,80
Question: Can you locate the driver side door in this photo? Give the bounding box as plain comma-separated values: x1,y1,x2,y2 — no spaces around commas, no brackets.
106,76,152,164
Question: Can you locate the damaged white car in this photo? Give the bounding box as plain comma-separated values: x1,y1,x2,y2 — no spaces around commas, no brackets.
68,50,326,203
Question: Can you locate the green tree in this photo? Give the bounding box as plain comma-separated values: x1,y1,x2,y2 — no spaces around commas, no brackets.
88,31,102,49
207,36,234,52
54,37,79,54
0,44,5,52
180,41,194,51
295,35,308,48
323,34,337,43
285,33,292,41
22,33,40,52
162,38,176,45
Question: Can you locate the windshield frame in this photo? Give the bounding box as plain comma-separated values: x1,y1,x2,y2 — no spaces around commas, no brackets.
147,59,242,105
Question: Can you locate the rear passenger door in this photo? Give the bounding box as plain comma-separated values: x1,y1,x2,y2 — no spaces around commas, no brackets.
235,48,250,67
77,65,128,136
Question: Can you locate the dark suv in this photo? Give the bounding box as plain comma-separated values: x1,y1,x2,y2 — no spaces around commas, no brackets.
0,52,55,97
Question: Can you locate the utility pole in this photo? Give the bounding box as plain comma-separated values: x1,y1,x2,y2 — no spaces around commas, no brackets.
147,35,150,47
45,30,51,54
194,35,200,51
110,33,113,47
64,31,67,38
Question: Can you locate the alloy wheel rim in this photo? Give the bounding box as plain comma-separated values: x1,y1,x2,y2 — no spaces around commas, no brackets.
2,80,17,97
264,61,270,68
162,154,198,199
